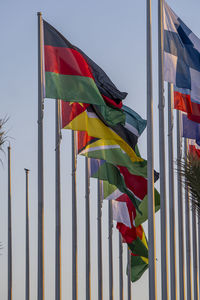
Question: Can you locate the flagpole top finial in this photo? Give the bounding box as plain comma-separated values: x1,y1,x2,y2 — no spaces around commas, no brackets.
24,168,30,173
37,12,42,16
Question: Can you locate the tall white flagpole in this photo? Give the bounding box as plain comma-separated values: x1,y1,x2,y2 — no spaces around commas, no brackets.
147,0,157,299
72,131,78,300
176,110,186,300
8,145,12,300
184,139,192,300
168,83,177,300
192,200,199,300
25,168,30,300
108,200,113,300
97,180,103,300
37,12,44,300
127,247,131,300
158,0,169,298
55,100,61,300
85,157,91,300
119,233,123,300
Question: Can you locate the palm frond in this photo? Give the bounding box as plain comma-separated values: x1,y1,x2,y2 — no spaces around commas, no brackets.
177,153,200,212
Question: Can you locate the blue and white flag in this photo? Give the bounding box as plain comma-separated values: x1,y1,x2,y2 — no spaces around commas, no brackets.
182,113,200,146
164,2,200,122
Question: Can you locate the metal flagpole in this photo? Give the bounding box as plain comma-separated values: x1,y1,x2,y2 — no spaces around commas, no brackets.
85,157,91,300
119,232,123,300
184,139,192,300
198,213,200,297
55,100,61,300
72,130,78,300
192,200,199,300
147,0,157,298
8,145,12,300
176,110,186,300
158,0,169,299
37,11,44,300
168,83,177,300
97,180,103,300
108,200,113,300
25,168,30,300
127,247,131,300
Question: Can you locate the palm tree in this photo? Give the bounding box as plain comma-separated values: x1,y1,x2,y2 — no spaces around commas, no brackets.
0,118,7,153
177,152,200,212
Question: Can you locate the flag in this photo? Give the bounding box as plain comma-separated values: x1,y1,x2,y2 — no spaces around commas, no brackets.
89,158,160,222
116,200,148,282
78,131,159,179
62,103,143,163
43,20,127,108
163,2,200,122
182,113,200,146
188,139,200,158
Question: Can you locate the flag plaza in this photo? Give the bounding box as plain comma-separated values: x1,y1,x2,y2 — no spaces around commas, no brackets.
4,2,200,300
39,3,200,298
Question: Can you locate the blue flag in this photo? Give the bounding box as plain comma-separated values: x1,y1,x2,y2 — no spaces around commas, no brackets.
182,114,200,146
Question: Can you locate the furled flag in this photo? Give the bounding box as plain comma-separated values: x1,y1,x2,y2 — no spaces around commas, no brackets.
43,20,127,108
164,2,200,122
182,113,200,146
62,102,143,163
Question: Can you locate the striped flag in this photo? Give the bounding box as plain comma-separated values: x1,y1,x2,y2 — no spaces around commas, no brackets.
163,2,200,122
43,20,127,108
182,113,200,146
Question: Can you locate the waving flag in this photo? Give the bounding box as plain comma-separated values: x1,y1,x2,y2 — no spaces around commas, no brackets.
89,158,160,221
43,20,127,108
188,140,200,158
164,2,200,122
182,113,200,146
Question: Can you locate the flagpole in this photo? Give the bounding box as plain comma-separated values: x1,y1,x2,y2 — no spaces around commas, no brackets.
147,0,157,298
72,130,78,300
168,83,177,300
108,200,113,300
192,199,199,300
37,11,44,300
55,100,61,300
127,247,131,300
25,168,30,300
177,110,185,300
85,157,91,300
184,139,192,300
119,233,123,300
158,0,169,299
8,145,12,300
97,180,103,300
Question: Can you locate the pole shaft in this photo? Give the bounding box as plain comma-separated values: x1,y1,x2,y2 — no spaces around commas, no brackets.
97,180,103,300
127,247,131,300
85,157,91,300
55,100,61,300
108,200,113,300
119,233,123,300
192,204,199,300
72,131,78,300
184,139,192,300
147,0,157,298
177,110,185,300
8,146,12,300
168,83,177,300
25,169,30,300
158,1,169,299
37,12,44,300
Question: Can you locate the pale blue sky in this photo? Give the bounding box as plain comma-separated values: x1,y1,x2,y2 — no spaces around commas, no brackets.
0,0,200,299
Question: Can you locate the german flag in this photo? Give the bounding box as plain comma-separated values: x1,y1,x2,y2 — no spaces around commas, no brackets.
43,20,127,108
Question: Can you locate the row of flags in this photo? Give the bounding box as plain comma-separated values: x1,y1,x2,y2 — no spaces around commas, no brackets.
43,15,158,281
41,0,200,284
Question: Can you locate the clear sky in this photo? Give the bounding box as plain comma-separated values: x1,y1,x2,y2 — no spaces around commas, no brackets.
0,0,200,299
